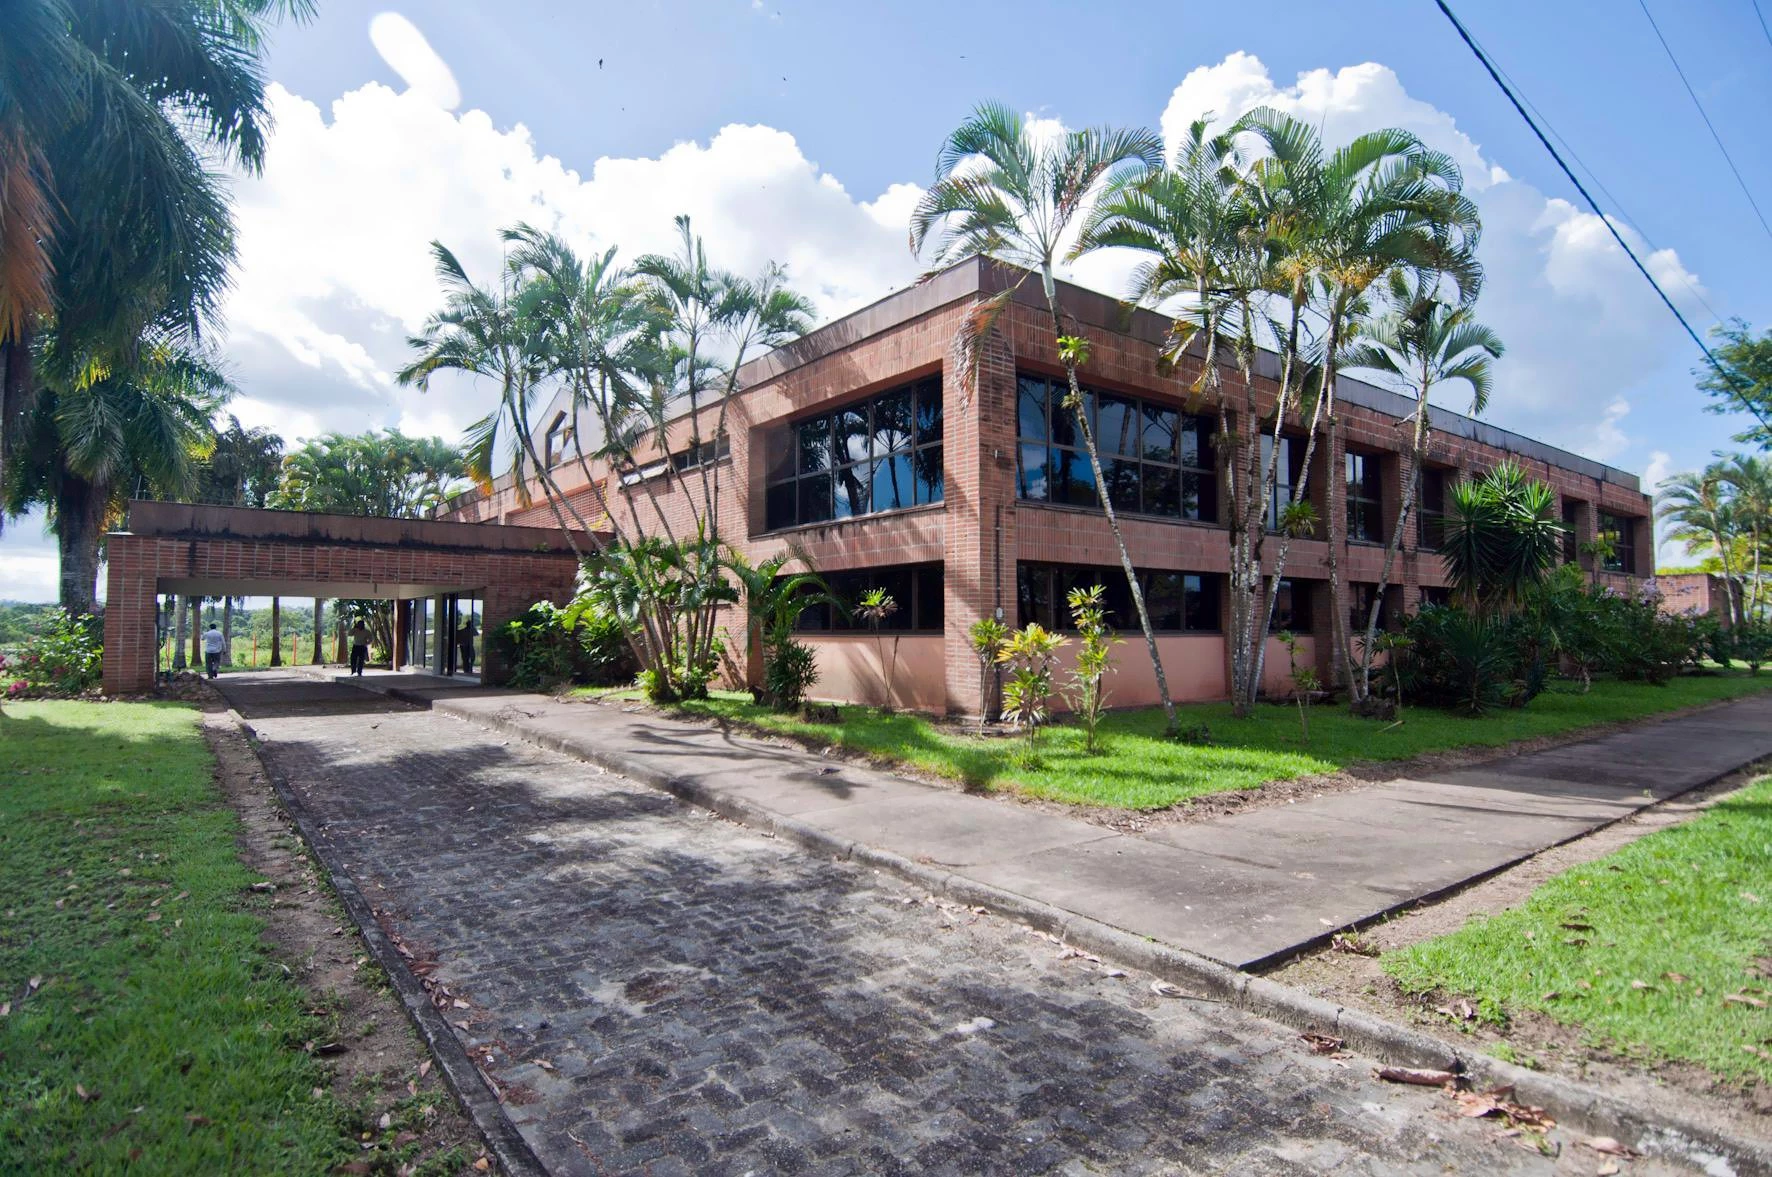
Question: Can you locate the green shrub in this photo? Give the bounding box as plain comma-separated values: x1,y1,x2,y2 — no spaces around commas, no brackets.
763,637,820,710
8,610,102,697
1395,606,1513,715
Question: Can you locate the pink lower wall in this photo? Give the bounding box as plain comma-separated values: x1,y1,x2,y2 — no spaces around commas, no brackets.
804,635,947,713
1260,635,1316,698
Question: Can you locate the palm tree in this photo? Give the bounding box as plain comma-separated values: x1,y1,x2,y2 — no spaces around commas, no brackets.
1657,466,1743,626
0,0,310,486
2,337,227,612
1234,108,1482,703
1440,461,1565,617
1719,454,1771,620
910,103,1180,734
1342,272,1503,701
399,244,606,558
1077,118,1289,718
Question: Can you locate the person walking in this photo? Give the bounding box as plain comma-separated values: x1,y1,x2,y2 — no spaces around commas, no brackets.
455,615,478,676
348,620,373,677
201,622,225,680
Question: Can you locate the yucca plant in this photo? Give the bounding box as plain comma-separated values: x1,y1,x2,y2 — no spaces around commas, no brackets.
997,623,1069,755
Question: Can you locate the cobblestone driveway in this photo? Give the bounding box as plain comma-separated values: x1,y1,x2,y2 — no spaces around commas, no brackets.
221,674,1579,1176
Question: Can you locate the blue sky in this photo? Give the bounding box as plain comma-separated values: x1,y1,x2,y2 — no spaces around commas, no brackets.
4,0,1768,600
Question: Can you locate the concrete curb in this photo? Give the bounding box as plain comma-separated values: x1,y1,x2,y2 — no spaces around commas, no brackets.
434,694,1772,1177
224,705,548,1177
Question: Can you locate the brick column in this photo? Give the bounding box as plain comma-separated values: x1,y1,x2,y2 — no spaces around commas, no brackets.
101,535,157,695
943,325,1017,717
393,599,411,668
1567,497,1598,577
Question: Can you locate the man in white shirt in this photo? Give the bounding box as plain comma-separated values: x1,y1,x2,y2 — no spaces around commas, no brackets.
201,623,226,680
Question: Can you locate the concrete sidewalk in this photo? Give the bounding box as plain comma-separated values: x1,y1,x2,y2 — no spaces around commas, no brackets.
350,673,1772,970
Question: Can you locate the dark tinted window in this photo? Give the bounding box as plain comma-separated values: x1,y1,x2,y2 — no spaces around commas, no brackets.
792,562,946,633
766,377,942,530
1017,563,1221,633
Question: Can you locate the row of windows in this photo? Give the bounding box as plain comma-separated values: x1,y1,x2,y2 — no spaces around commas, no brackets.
1597,511,1636,574
793,562,946,633
1017,562,1223,633
1017,375,1217,520
764,377,943,531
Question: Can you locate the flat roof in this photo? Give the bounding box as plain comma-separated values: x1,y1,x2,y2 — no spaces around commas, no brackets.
734,257,1643,493
122,500,601,554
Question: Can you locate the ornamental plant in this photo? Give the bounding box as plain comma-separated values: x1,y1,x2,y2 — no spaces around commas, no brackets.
967,616,1010,732
11,610,103,697
1062,584,1119,754
997,623,1068,755
856,588,900,711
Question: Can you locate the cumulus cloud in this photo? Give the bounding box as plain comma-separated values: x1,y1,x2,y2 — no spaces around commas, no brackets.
1149,54,1706,472
220,77,920,448
368,12,460,109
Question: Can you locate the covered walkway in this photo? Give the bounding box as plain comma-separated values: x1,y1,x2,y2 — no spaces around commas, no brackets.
102,501,598,693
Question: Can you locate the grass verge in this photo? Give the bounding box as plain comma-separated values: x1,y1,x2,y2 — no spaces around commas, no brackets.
0,700,356,1173
1384,772,1772,1084
577,672,1772,810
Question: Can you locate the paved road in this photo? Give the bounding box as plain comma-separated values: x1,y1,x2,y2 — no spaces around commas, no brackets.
415,680,1772,969
218,672,1614,1176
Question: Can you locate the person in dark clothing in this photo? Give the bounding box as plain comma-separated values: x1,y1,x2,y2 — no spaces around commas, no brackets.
348,621,372,676
456,615,478,676
201,623,225,680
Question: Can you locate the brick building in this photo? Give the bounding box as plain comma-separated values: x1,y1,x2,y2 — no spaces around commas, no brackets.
440,259,1655,715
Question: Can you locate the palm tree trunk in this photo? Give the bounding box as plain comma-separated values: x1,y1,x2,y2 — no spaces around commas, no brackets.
222,596,234,665
173,595,189,671
269,597,282,666
1041,268,1177,736
54,472,105,615
312,598,323,664
1357,400,1429,701
189,597,203,668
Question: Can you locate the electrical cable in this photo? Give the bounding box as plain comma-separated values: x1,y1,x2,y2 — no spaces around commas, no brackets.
1432,0,1772,433
1636,0,1772,245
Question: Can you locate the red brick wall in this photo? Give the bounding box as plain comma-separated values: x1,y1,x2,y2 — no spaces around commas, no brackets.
102,535,579,694
435,281,1655,715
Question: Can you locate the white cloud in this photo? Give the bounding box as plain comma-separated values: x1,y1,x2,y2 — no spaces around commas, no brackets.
1151,55,1706,476
368,12,460,109
221,66,921,450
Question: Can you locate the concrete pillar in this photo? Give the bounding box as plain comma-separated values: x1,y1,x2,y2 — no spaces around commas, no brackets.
393,599,410,668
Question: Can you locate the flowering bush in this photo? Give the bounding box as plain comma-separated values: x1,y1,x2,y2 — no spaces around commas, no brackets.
9,610,103,697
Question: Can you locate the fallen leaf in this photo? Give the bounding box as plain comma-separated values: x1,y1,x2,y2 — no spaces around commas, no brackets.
75,1084,99,1102
535,1059,555,1071
1541,991,1559,1002
1597,1162,1620,1176
144,913,161,923
1300,1032,1345,1055
185,1113,211,1126
311,1042,347,1057
1664,972,1689,984
27,976,41,992
452,999,470,1010
0,1002,9,1017
1150,981,1183,999
452,1020,471,1031
1724,993,1768,1010
378,1112,392,1131
249,881,274,893
418,1060,432,1079
1742,892,1761,904
395,1130,419,1146
1582,1136,1637,1158
1629,979,1652,991
1374,1066,1458,1087
473,1157,490,1171
1100,968,1126,979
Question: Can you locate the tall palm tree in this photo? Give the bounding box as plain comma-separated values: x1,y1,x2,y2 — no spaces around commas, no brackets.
910,103,1180,733
2,336,227,612
0,0,310,486
1342,271,1503,700
1234,108,1482,702
1720,454,1771,620
1657,466,1743,626
1078,118,1309,717
399,244,606,559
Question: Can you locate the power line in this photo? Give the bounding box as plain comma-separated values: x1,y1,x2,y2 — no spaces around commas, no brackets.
1461,19,1726,326
1754,0,1772,52
1432,0,1772,434
1636,0,1772,245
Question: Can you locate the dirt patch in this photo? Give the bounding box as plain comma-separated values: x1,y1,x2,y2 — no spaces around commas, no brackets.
1267,761,1772,1137
193,690,487,1175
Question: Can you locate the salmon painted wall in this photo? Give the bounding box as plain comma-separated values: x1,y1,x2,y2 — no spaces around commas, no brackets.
804,635,946,713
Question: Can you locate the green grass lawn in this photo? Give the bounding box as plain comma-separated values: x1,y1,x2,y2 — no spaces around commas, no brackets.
0,701,356,1173
1384,772,1772,1084
577,672,1772,810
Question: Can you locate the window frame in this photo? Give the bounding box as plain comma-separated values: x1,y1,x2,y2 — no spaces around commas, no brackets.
1417,467,1448,550
791,562,946,634
764,377,943,531
1346,450,1385,544
1597,511,1636,574
1015,373,1216,522
1016,561,1223,634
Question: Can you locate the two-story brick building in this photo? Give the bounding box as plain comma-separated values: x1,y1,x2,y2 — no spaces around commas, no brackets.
440,258,1655,715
